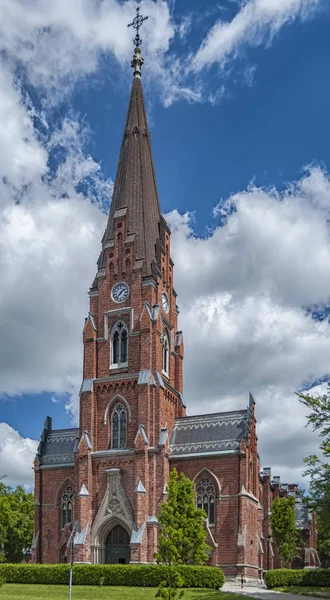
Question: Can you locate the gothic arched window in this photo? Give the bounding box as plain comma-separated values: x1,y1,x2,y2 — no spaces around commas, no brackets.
61,486,74,528
196,478,215,525
111,403,127,449
162,330,169,376
111,321,128,368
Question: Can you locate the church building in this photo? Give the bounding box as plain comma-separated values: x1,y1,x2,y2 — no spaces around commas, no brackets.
32,25,319,579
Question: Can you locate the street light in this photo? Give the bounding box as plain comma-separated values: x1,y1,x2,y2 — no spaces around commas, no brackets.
68,484,89,600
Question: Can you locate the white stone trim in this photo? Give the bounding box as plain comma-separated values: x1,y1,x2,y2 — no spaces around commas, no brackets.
193,468,221,496
104,394,132,425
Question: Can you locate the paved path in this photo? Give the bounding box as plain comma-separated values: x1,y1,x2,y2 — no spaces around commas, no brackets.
222,582,321,600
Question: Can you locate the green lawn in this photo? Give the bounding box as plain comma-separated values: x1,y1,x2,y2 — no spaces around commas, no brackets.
275,587,330,599
0,585,256,600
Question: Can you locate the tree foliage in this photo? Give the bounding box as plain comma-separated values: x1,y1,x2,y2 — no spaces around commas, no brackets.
270,496,298,567
0,476,34,563
155,469,210,567
297,389,330,565
155,469,210,599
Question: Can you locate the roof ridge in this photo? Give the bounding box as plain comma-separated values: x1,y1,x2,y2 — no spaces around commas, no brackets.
174,409,248,421
48,428,79,434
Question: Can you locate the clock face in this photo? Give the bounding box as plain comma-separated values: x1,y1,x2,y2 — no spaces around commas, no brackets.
162,292,169,313
112,282,129,303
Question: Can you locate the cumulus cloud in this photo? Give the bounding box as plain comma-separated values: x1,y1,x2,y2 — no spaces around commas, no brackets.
0,423,38,487
167,166,330,483
194,0,321,71
0,0,327,488
0,0,189,107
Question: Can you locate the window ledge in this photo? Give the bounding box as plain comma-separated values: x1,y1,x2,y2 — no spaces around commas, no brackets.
110,363,128,370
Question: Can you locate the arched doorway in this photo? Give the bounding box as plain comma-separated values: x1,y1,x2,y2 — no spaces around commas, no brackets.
291,555,304,569
105,524,131,564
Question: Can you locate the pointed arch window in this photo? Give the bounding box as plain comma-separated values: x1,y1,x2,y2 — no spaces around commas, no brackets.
111,321,128,368
61,486,74,528
196,478,215,525
162,330,169,376
111,403,127,449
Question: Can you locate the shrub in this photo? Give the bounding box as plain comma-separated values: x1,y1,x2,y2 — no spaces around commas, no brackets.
0,563,224,588
265,568,330,589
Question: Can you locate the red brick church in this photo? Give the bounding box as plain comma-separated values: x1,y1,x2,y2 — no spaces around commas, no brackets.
32,36,319,578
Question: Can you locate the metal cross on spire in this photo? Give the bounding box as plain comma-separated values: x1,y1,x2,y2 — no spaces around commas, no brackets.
127,6,148,48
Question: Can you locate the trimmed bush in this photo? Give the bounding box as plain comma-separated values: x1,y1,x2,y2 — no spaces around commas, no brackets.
265,568,330,589
0,563,224,588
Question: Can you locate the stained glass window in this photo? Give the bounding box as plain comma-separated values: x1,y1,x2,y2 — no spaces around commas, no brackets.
111,321,128,367
196,478,215,525
61,486,74,528
111,403,127,449
162,330,169,375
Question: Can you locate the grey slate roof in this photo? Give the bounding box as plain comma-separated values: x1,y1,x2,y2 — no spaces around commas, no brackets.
169,409,250,458
39,428,79,466
295,502,311,529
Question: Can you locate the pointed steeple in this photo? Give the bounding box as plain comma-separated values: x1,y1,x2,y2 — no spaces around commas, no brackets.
98,41,161,277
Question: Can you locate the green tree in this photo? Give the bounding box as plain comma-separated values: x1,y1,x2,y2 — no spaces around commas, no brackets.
155,469,210,599
155,468,210,566
297,390,330,566
270,495,298,567
0,477,34,563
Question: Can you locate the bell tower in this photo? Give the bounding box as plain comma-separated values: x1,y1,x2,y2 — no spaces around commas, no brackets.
76,9,185,563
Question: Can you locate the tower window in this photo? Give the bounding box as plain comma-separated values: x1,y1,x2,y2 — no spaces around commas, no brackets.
196,478,215,525
61,485,74,528
111,403,127,449
162,330,169,376
111,321,128,368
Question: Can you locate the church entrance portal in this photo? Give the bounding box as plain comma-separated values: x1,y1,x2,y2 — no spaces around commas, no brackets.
105,525,131,564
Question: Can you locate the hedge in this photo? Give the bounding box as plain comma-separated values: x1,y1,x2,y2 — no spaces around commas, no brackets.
265,569,330,589
0,564,225,588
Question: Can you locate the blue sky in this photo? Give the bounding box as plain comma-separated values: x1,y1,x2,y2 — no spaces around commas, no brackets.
1,0,330,487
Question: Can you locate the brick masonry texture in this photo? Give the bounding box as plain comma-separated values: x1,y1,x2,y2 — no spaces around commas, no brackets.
33,69,319,578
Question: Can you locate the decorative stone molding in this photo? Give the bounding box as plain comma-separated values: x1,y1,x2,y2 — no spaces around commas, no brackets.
91,468,134,547
135,480,146,493
237,525,246,547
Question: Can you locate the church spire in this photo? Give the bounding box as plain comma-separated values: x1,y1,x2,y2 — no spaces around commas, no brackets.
97,6,162,279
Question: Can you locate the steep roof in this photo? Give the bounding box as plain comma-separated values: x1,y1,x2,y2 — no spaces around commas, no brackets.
169,409,250,459
295,501,311,529
98,75,161,277
38,428,79,466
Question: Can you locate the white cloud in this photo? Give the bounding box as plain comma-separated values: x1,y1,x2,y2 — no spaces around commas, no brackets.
193,0,320,71
0,423,38,487
167,166,330,483
0,0,185,106
0,0,327,489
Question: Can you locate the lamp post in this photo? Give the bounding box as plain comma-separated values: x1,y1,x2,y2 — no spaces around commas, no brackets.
68,521,77,600
68,485,90,600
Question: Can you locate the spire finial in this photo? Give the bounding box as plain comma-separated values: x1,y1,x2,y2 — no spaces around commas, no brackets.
128,5,148,78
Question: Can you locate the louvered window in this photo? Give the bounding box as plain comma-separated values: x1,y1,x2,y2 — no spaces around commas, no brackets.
162,330,169,376
111,321,128,368
111,403,127,449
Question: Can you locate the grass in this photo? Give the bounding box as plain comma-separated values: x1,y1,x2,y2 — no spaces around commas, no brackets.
0,585,257,600
275,587,330,598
